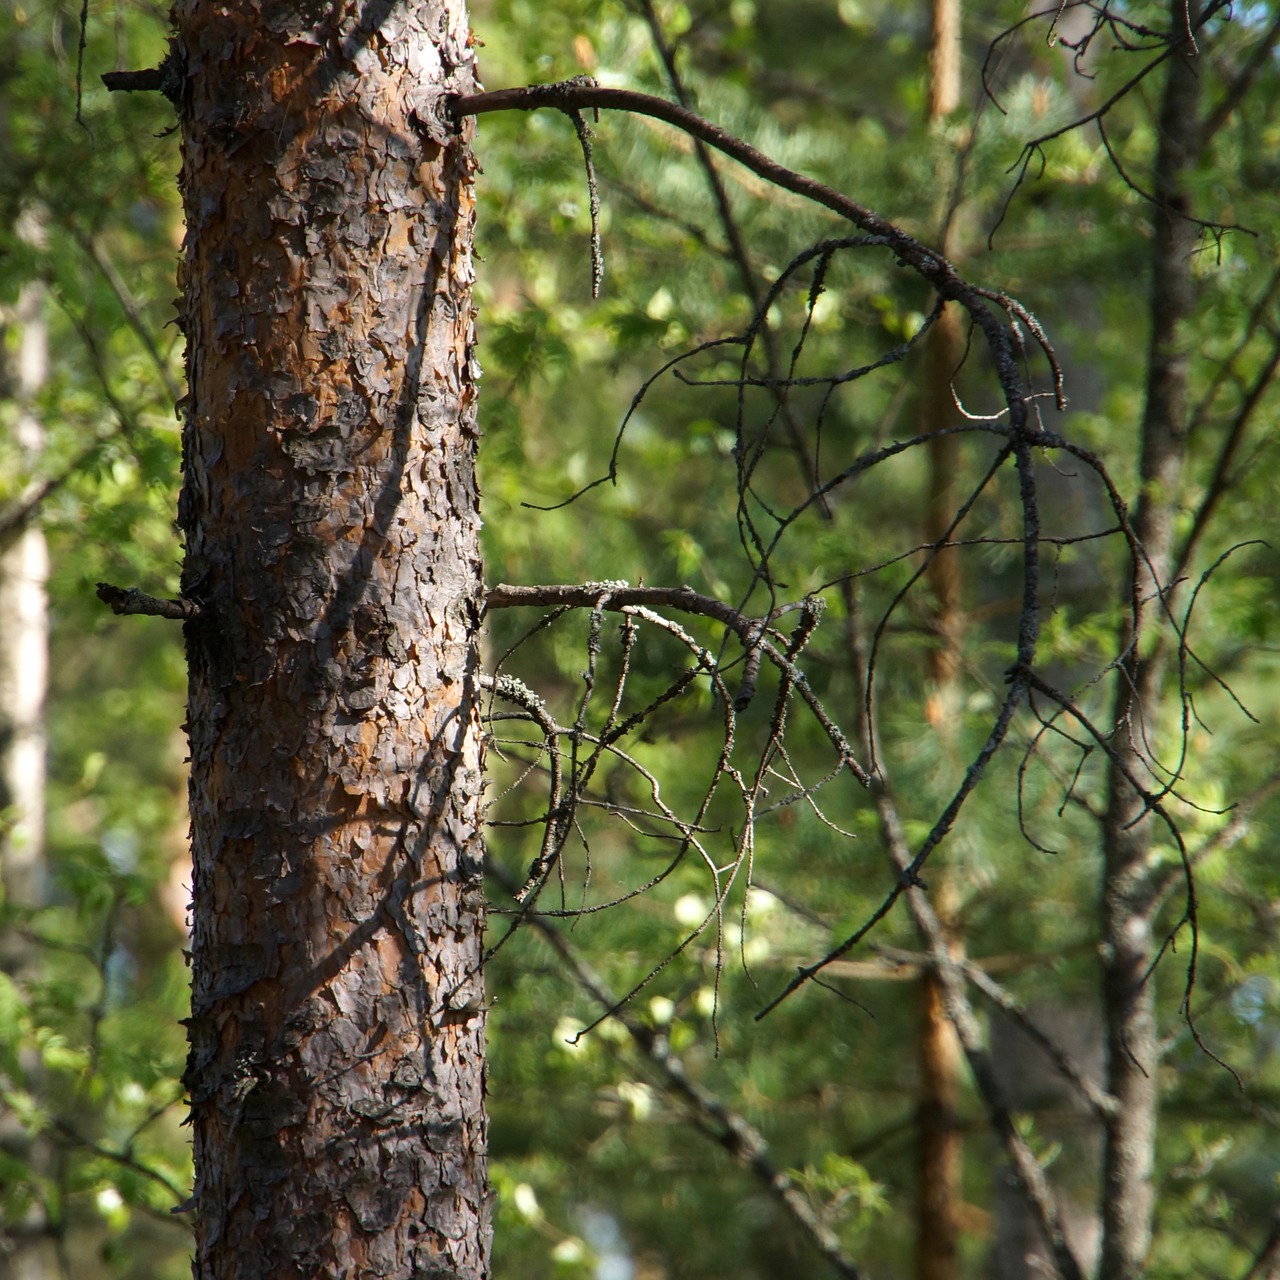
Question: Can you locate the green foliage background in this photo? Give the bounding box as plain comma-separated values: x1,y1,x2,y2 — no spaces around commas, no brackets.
0,0,1276,1276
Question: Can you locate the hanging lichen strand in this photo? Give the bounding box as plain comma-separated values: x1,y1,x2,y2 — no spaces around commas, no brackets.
173,2,489,1276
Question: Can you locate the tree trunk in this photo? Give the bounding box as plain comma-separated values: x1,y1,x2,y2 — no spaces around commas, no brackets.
0,261,54,1280
1098,11,1201,1278
0,270,49,924
916,0,966,1273
916,918,963,1280
173,3,489,1276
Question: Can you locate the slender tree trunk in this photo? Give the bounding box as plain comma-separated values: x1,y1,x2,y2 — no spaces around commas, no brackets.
0,251,53,1280
1098,12,1201,1278
920,0,965,720
921,303,966,726
916,0,966,1273
916,894,964,1280
173,3,489,1276
0,272,49,923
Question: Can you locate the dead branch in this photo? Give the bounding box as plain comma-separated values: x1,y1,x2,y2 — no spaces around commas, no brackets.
96,582,200,620
488,860,864,1279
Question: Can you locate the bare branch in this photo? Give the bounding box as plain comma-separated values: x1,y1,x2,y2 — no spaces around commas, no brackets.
71,228,184,405
1174,328,1280,583
871,941,1115,1114
488,582,870,788
489,861,865,1279
984,0,1239,242
101,67,167,92
50,1117,188,1205
633,0,833,512
449,78,1039,433
566,109,604,298
842,590,1085,1280
96,581,200,620
0,440,106,539
1203,5,1280,140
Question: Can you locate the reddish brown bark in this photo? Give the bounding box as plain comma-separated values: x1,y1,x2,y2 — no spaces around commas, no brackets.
915,0,967,1272
927,0,962,122
917,951,964,1280
922,303,966,731
173,3,489,1276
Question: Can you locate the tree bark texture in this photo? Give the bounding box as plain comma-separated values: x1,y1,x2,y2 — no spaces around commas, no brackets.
1099,12,1201,1279
173,3,488,1276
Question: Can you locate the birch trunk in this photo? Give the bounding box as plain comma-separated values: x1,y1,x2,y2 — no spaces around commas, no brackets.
0,274,49,923
0,256,53,1280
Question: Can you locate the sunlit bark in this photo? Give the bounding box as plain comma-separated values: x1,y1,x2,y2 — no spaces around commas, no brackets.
173,3,489,1275
915,0,966,1271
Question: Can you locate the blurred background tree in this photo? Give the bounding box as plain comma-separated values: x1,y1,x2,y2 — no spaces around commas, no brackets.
0,0,1276,1277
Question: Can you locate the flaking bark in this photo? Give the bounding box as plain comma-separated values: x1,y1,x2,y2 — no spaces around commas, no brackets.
173,2,489,1276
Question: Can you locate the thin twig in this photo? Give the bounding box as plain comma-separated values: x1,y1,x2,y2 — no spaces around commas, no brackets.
449,78,1038,437
72,229,184,404
567,110,604,298
841,589,1085,1280
75,0,93,138
873,943,1119,1121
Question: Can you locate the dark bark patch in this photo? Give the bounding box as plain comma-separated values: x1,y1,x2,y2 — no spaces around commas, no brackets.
207,943,268,998
345,1178,407,1233
241,1078,307,1137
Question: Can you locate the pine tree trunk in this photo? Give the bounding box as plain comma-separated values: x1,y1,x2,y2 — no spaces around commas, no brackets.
1098,10,1201,1277
916,929,963,1280
173,3,489,1276
916,0,966,1271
